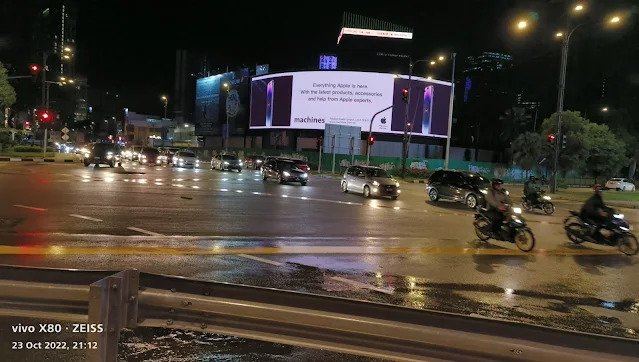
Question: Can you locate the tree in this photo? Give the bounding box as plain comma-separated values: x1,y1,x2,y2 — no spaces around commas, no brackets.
512,132,544,177
499,106,532,143
540,111,589,175
0,62,17,110
603,109,639,179
578,123,627,182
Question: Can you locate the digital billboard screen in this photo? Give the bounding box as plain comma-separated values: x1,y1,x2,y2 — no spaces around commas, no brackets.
249,71,451,137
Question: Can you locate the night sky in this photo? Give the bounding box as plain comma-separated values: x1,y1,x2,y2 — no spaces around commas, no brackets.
1,0,638,115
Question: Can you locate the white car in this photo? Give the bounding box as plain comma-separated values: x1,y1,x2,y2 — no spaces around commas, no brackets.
605,178,635,191
171,151,200,168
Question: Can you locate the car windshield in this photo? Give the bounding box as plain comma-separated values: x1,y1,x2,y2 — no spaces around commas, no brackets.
222,155,238,160
181,152,196,158
469,174,490,187
365,168,391,178
94,144,116,152
143,148,159,155
278,161,297,170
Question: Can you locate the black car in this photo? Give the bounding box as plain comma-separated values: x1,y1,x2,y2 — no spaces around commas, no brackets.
262,159,309,186
139,147,161,166
245,155,265,169
83,143,121,168
425,170,490,209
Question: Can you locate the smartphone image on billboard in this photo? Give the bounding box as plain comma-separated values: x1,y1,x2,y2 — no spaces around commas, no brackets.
422,86,434,135
266,80,274,127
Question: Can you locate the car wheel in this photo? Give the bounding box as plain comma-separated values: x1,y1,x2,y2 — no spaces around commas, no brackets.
341,181,348,193
300,182,307,186
391,196,398,200
237,169,242,173
279,174,286,184
428,188,439,201
109,161,115,168
363,185,371,198
466,194,478,209
262,172,267,180
83,160,90,167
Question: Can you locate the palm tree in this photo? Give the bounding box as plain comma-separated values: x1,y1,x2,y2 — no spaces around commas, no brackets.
499,106,533,143
512,132,544,178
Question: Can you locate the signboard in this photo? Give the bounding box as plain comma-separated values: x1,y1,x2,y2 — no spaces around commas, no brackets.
249,71,451,138
319,55,338,70
337,27,413,44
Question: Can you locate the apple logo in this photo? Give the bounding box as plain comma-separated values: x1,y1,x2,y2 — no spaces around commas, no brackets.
380,117,387,124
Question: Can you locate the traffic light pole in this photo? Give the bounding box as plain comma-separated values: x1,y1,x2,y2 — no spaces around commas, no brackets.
444,53,457,170
367,105,393,165
552,35,569,193
41,52,48,158
401,60,413,178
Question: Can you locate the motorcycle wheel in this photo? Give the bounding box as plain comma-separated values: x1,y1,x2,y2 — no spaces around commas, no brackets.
565,223,586,244
543,202,555,215
522,201,533,212
473,218,491,241
514,228,535,252
618,233,639,256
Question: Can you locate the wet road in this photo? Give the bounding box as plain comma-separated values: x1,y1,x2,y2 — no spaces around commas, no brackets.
0,161,638,361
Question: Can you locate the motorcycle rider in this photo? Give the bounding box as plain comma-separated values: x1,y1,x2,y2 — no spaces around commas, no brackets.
580,184,613,240
486,178,513,234
523,176,539,206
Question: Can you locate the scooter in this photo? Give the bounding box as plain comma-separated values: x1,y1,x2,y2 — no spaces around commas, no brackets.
473,204,536,252
521,191,555,215
564,210,638,256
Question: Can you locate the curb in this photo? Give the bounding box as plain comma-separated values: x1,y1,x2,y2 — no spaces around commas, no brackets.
0,157,79,163
316,174,340,180
406,180,427,184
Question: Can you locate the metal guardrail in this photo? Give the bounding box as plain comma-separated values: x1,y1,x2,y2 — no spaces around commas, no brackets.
0,264,637,361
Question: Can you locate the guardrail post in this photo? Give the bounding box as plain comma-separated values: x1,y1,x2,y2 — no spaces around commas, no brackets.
87,270,139,362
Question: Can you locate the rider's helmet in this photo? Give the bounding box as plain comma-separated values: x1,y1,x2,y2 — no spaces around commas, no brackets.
529,175,535,181
593,184,604,193
492,178,504,189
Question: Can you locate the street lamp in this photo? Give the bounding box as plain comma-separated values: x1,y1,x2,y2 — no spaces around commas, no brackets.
610,16,621,23
517,20,528,29
574,4,584,12
602,107,609,112
161,96,168,119
222,83,230,152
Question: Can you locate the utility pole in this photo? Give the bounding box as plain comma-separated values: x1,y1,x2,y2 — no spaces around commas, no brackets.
443,53,457,170
400,60,414,178
42,52,48,158
552,35,569,193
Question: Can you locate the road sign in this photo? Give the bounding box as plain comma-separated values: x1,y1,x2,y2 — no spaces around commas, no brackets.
61,127,69,134
61,134,69,141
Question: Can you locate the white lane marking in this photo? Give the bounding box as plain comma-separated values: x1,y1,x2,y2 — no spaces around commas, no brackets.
13,204,48,212
69,214,103,222
330,276,394,295
127,227,164,236
237,254,283,266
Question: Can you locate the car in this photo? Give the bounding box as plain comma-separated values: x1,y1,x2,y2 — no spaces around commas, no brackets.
171,151,200,168
341,166,400,199
211,154,243,172
425,170,490,209
244,155,265,169
605,178,635,191
262,159,309,185
82,143,121,168
139,147,161,166
158,148,179,165
291,159,310,171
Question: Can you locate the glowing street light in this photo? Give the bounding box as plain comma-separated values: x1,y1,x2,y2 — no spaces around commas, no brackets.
426,76,433,80
574,4,584,11
438,56,445,61
556,32,564,37
63,55,70,59
430,60,436,65
610,16,620,23
602,107,609,112
64,47,72,52
223,82,229,87
68,79,74,84
517,20,528,29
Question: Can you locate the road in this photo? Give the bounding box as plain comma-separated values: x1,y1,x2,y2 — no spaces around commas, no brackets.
0,160,637,361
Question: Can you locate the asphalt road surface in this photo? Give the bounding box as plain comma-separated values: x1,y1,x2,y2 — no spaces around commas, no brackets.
0,160,638,361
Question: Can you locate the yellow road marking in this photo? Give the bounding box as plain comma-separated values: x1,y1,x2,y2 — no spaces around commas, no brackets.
0,245,622,256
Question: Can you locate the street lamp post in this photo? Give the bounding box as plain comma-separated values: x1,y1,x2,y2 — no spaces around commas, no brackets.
161,96,168,119
223,83,230,152
443,53,457,170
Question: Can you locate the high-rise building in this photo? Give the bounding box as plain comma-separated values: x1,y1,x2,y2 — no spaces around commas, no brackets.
33,0,78,77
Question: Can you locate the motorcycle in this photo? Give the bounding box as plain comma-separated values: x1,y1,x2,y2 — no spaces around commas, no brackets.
564,209,638,256
521,191,555,215
473,204,536,252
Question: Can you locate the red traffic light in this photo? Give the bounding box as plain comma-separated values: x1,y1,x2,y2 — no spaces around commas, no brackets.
548,134,556,141
368,136,375,145
30,65,40,72
41,112,49,119
402,88,408,95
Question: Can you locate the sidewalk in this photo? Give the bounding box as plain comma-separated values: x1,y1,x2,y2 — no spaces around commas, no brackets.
0,156,80,162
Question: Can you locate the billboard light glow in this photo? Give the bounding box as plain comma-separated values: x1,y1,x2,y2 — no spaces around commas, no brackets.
249,71,451,138
337,27,413,44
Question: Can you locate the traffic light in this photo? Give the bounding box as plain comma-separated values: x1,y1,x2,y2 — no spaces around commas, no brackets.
368,136,375,145
401,88,408,103
547,134,556,148
562,135,567,149
29,65,40,73
317,137,323,150
39,111,53,124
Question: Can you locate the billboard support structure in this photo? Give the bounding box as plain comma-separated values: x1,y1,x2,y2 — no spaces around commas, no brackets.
318,145,323,173
444,53,457,170
331,135,336,174
367,105,393,165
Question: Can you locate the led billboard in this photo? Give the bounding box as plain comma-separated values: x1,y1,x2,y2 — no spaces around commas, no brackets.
249,71,452,138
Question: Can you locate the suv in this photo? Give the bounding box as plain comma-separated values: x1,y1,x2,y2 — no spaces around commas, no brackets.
83,143,121,168
425,170,490,209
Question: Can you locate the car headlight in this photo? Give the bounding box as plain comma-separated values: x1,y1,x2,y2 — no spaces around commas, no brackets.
223,161,229,165
239,162,243,166
106,154,113,159
84,153,90,158
179,158,184,162
543,195,551,200
256,160,262,163
513,207,522,214
614,213,625,219
395,182,400,187
372,181,380,186
282,171,291,177
480,190,488,194
301,173,308,178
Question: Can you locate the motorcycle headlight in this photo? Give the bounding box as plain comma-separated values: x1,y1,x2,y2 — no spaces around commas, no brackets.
543,196,551,200
513,207,522,214
372,181,380,186
614,213,625,219
511,215,523,223
505,190,510,196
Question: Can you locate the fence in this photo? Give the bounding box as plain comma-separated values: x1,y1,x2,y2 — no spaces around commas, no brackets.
190,147,595,186
0,264,637,362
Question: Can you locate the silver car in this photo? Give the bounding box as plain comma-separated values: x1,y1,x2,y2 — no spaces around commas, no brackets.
171,151,200,168
341,166,401,199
